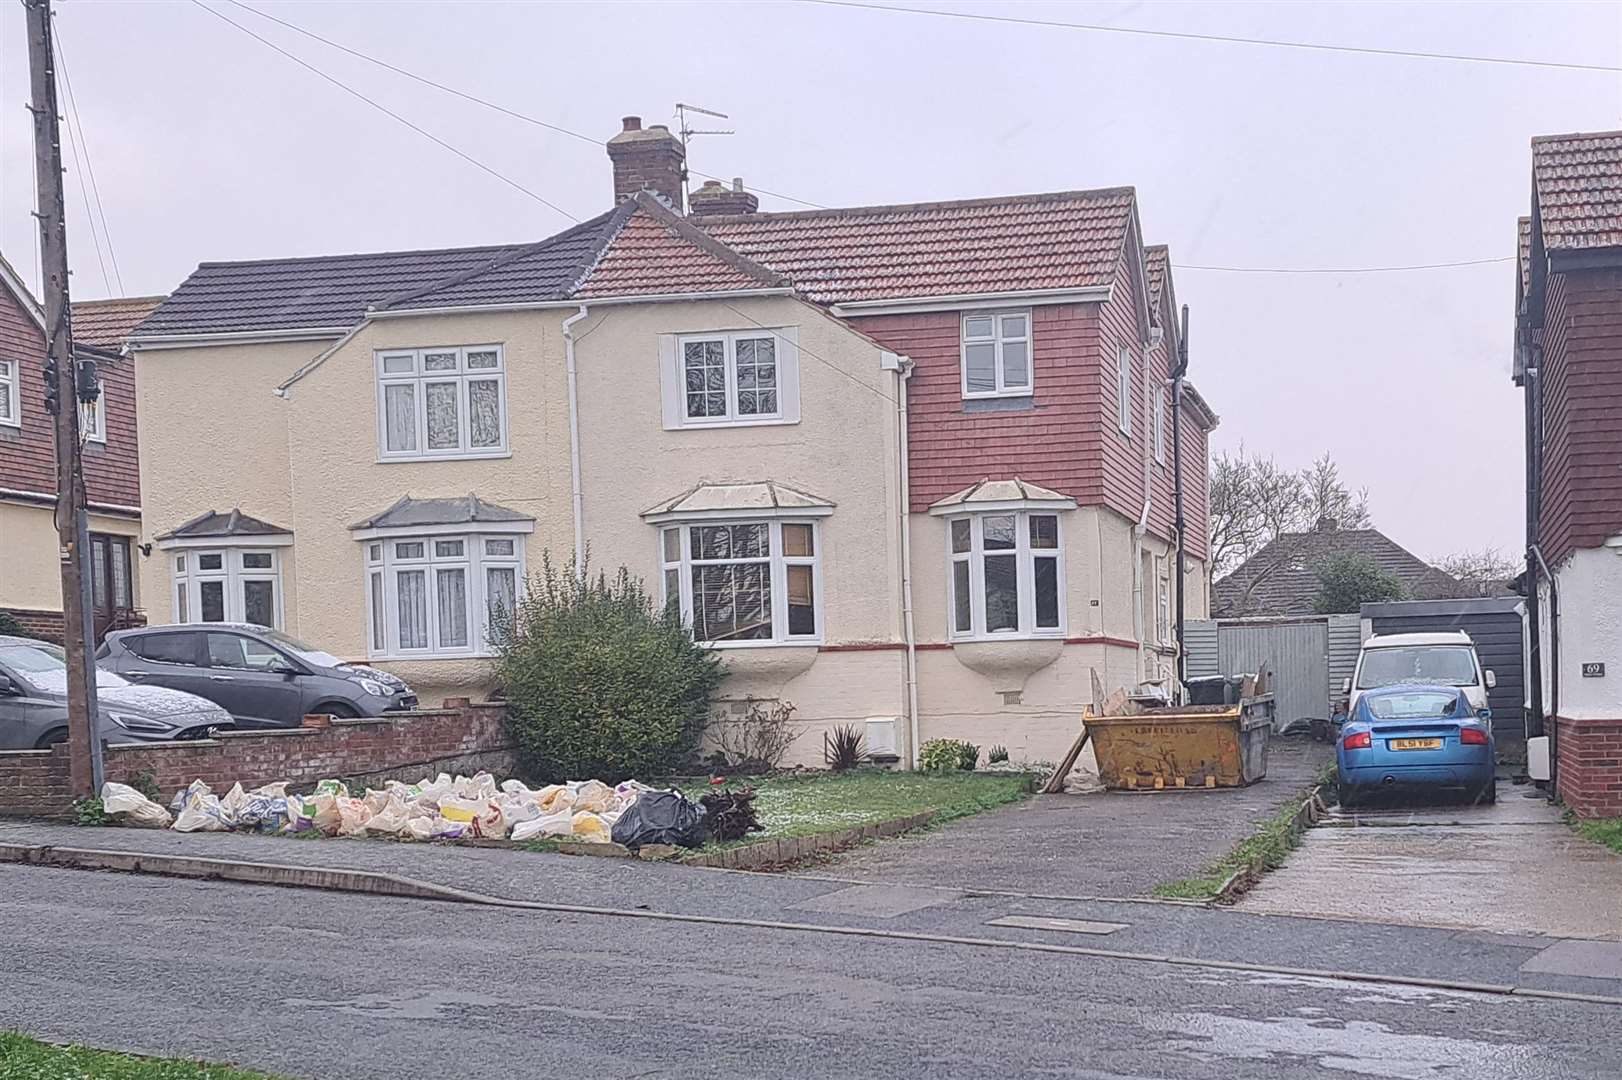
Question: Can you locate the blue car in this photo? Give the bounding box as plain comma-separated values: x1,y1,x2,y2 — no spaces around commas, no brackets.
1336,685,1496,807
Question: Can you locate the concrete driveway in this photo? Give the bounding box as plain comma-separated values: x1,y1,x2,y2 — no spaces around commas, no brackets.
1240,786,1622,942
812,736,1333,897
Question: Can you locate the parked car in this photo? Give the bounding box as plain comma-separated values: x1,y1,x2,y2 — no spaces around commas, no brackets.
1342,631,1496,720
0,634,233,750
98,624,416,729
1336,684,1496,807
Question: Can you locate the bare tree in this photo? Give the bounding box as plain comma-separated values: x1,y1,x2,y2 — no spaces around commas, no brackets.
1437,547,1520,593
1209,448,1375,614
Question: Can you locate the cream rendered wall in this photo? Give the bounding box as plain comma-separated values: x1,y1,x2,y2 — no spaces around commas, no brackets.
0,503,142,611
281,309,574,701
572,296,907,765
1547,545,1622,720
133,339,313,626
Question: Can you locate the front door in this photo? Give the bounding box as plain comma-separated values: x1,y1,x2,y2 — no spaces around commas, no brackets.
89,534,134,643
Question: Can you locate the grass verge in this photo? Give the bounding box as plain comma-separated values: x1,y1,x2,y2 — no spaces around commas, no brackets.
1572,817,1622,854
677,769,1034,852
0,1033,285,1079
1150,767,1332,902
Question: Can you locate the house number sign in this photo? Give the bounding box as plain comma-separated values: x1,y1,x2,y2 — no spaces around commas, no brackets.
1582,662,1606,678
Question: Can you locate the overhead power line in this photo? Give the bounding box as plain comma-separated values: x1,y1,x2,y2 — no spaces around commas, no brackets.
51,23,122,295
220,0,827,209
1173,256,1515,274
189,0,580,223
803,0,1622,74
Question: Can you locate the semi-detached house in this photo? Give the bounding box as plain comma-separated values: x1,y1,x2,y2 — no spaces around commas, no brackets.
126,116,1218,766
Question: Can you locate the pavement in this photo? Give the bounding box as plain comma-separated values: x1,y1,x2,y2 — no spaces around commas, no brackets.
1240,785,1622,942
812,736,1333,896
5,863,1622,1080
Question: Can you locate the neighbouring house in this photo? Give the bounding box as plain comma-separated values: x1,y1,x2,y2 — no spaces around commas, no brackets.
123,114,1219,766
1211,517,1462,618
1513,129,1622,816
0,252,159,643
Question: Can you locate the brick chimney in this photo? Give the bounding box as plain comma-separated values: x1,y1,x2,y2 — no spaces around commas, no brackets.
607,115,685,211
689,177,760,217
1316,515,1339,532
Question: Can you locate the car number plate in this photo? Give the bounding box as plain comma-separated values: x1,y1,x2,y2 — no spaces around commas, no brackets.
1391,738,1443,751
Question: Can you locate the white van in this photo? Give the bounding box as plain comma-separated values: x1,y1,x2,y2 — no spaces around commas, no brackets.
1342,631,1496,718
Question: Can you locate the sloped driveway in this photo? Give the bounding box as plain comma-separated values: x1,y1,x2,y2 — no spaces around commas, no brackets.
809,738,1332,898
1240,788,1622,941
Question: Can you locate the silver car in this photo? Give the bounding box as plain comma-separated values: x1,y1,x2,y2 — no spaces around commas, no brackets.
0,634,234,750
98,624,417,729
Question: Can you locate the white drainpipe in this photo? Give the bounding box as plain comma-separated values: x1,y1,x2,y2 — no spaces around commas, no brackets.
562,305,590,572
884,352,922,768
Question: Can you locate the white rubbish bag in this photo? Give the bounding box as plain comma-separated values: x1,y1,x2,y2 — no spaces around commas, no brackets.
99,782,171,828
509,809,575,842
572,780,613,813
570,810,612,843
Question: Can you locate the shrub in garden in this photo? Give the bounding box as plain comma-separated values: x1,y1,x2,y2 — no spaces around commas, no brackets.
919,738,981,772
496,555,723,783
987,745,1009,764
823,723,870,771
0,610,24,638
710,698,800,773
700,787,763,842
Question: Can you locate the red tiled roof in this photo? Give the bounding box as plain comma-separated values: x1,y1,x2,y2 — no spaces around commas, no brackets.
575,197,785,299
1517,216,1532,297
73,295,165,348
695,188,1137,306
1532,130,1622,253
1144,244,1169,311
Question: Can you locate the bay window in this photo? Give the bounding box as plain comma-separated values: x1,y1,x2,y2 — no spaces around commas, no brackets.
658,520,820,644
376,344,507,460
173,548,282,627
365,533,523,659
947,512,1063,639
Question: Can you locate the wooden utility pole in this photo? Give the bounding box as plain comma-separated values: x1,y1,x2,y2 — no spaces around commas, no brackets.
25,0,102,796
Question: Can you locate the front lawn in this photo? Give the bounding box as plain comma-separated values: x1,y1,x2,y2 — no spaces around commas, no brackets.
678,769,1034,847
0,1033,284,1080
1573,817,1622,854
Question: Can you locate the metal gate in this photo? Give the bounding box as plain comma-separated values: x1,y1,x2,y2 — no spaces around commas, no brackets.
1217,620,1329,730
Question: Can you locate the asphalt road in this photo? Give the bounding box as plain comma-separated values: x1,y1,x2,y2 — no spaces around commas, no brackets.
3,865,1618,1080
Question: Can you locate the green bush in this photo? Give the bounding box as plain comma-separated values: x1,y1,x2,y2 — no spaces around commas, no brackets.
988,745,1009,764
919,738,980,772
1313,553,1405,614
0,610,24,637
496,554,724,784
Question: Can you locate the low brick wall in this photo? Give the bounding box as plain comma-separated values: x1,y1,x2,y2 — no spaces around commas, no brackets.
1556,715,1622,819
0,702,513,819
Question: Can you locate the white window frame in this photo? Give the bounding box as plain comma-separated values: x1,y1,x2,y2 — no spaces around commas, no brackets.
657,519,822,647
945,510,1066,641
363,531,524,660
1153,385,1166,465
0,359,19,428
375,344,508,462
1155,555,1171,644
170,547,285,628
659,326,801,430
80,395,105,443
1115,344,1133,436
960,309,1033,399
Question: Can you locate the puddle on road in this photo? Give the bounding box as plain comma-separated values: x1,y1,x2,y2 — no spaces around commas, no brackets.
1142,1011,1539,1079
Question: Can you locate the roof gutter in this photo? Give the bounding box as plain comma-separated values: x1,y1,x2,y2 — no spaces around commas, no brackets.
830,286,1111,318
365,287,796,321
128,326,350,351
0,487,141,519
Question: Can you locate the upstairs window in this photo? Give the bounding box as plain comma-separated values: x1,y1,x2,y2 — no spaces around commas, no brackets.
1153,386,1167,465
660,328,802,429
81,396,105,443
961,311,1032,398
1115,344,1133,436
947,511,1063,639
0,359,17,426
376,345,507,461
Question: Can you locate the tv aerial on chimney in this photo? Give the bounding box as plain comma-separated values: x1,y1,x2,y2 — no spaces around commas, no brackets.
675,102,733,205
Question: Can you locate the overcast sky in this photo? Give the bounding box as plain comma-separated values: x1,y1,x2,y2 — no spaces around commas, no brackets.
3,1,1619,561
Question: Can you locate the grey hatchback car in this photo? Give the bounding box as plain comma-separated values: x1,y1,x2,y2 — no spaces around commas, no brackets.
1,634,233,749
98,624,417,729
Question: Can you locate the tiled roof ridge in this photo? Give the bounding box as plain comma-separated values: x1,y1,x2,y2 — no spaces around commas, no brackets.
72,294,168,307
192,241,525,270
1531,128,1622,145
623,193,791,291
690,185,1138,224
374,205,626,312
